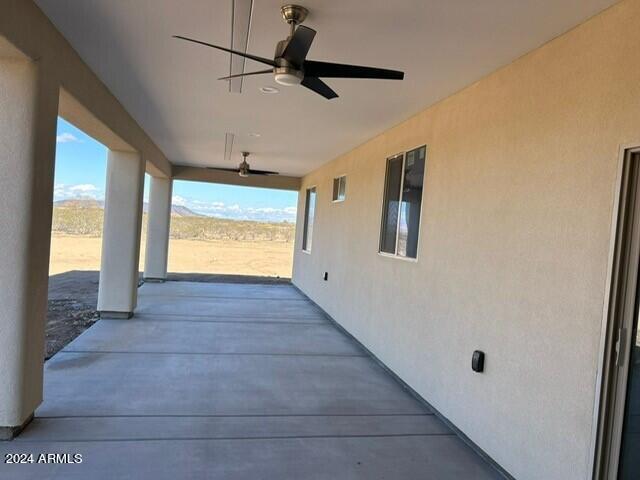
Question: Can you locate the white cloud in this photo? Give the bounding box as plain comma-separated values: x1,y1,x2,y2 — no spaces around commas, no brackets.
56,132,80,144
172,195,187,206
53,184,66,197
69,184,98,193
54,183,103,201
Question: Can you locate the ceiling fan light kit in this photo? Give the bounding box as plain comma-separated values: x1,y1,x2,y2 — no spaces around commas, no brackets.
174,4,404,100
274,67,304,86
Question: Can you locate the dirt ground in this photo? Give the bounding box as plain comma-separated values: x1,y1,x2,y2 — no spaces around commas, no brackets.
46,271,101,359
46,234,294,359
50,235,294,278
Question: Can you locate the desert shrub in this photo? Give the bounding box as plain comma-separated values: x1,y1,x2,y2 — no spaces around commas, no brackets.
52,207,104,237
169,216,295,243
52,206,295,243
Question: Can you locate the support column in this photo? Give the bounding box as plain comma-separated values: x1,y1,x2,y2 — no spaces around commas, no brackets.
97,150,145,318
144,176,173,282
0,58,59,438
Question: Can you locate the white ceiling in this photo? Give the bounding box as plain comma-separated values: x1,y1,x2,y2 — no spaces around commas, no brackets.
36,0,616,176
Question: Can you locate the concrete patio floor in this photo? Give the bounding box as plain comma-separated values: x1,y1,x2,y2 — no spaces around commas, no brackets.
0,280,502,479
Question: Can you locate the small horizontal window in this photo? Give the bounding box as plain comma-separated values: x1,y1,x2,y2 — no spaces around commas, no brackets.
332,175,346,202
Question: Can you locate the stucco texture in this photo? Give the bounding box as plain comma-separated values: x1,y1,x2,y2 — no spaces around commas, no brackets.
292,1,640,479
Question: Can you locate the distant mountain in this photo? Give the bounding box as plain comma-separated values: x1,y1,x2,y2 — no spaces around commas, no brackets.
54,198,104,209
168,205,204,217
54,197,203,217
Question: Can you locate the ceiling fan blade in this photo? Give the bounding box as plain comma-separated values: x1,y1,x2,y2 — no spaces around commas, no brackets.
248,169,279,175
173,35,276,67
218,69,273,81
281,26,316,66
304,60,404,80
301,76,338,100
206,167,241,173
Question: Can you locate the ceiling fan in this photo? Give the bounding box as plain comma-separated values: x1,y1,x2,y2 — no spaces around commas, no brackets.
174,4,404,99
207,152,278,177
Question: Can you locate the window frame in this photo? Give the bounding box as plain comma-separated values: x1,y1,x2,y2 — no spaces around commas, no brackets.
302,185,317,254
378,144,427,262
332,175,347,203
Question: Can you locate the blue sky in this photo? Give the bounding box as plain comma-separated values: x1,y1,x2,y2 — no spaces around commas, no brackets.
54,118,298,222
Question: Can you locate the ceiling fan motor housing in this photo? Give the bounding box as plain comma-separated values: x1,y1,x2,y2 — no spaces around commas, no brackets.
274,39,304,85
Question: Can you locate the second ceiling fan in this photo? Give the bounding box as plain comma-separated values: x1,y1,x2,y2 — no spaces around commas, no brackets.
174,4,404,99
208,152,278,177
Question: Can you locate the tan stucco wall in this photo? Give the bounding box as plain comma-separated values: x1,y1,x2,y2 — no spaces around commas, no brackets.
0,0,171,177
292,1,640,478
0,57,58,428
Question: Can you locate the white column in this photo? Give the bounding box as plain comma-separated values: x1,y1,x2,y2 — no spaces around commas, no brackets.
0,58,58,437
144,176,173,282
97,150,145,318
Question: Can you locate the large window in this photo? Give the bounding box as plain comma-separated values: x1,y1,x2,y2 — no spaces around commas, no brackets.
302,186,316,252
379,146,426,259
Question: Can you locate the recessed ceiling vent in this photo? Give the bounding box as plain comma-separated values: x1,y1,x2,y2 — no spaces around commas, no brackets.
228,0,254,93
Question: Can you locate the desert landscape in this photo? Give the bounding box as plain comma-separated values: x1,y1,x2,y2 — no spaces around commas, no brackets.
50,200,295,278
45,200,294,359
